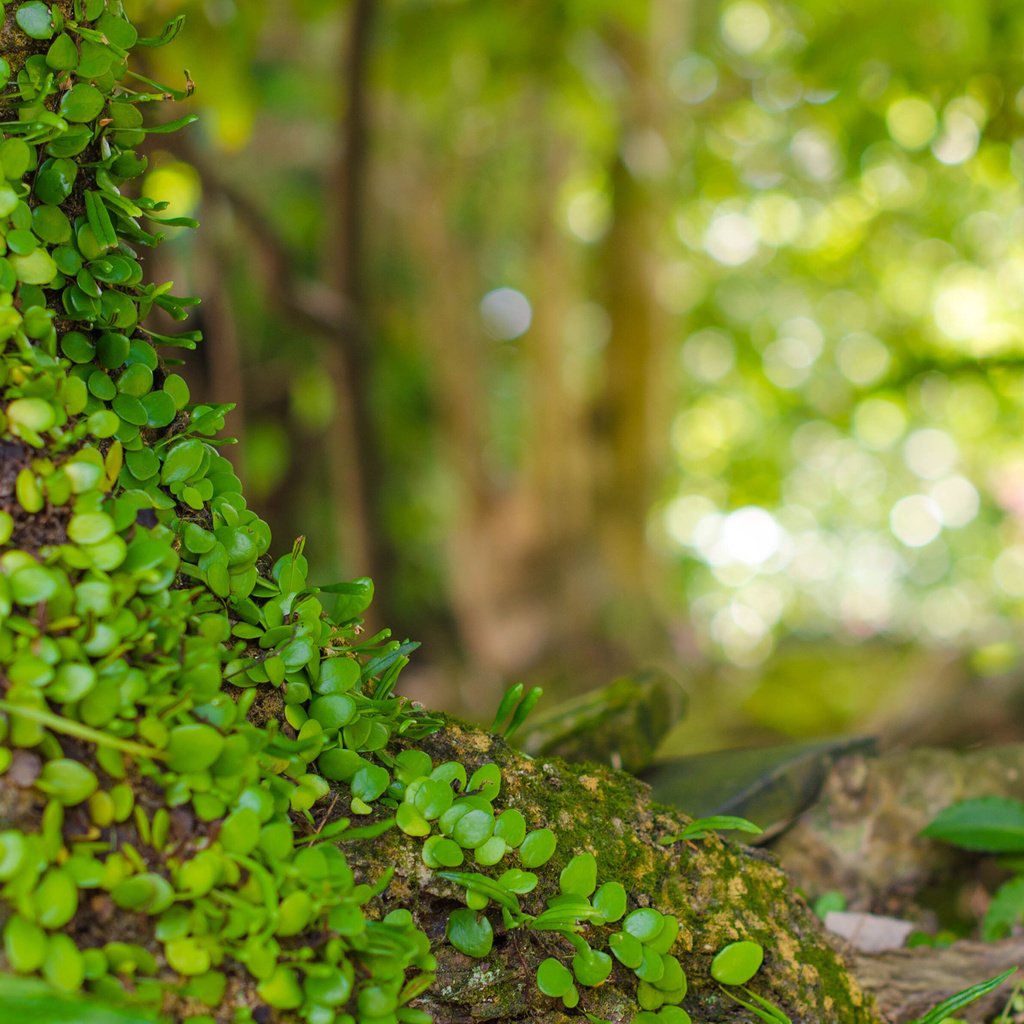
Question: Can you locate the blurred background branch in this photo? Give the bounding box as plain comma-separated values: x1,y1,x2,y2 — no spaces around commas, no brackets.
124,0,1024,750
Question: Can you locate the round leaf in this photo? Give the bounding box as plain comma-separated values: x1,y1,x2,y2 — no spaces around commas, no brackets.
658,1008,693,1024
396,802,431,837
710,940,765,986
166,723,224,772
519,827,556,868
351,764,390,803
59,84,105,123
317,657,361,694
446,908,493,958
572,948,612,987
308,694,357,730
497,868,538,894
474,835,507,866
610,930,644,969
15,2,54,39
422,836,463,868
468,762,501,800
413,777,455,820
623,908,665,944
452,808,494,850
536,957,574,998
36,759,98,805
559,852,597,897
494,808,526,847
593,881,627,923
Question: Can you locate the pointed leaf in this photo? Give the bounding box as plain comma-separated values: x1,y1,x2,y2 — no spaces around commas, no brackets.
922,797,1024,853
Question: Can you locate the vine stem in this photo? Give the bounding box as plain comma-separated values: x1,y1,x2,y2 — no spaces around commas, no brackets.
0,700,166,760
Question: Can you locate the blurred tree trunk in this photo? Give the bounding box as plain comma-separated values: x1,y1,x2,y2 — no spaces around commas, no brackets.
324,0,392,612
384,1,689,704
589,4,680,653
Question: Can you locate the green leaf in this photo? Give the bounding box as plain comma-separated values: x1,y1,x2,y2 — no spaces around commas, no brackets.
10,249,57,286
446,908,493,958
529,896,608,930
36,759,98,805
468,762,501,801
85,191,118,252
316,657,361,694
452,808,494,849
474,835,507,866
143,113,200,135
559,853,598,897
909,969,1017,1024
96,12,138,50
111,873,175,914
658,1010,693,1024
711,941,765,986
660,815,764,843
3,916,47,972
592,881,627,922
718,987,792,1024
351,764,390,803
59,84,105,124
610,930,644,969
490,683,543,739
572,947,613,987
922,797,1024,853
536,957,574,997
622,908,665,943
138,14,187,47
166,723,224,772
504,685,543,739
413,777,455,819
497,867,537,893
141,390,178,428
308,694,357,730
437,871,522,916
490,683,523,733
396,802,431,837
0,975,163,1023
15,2,54,39
519,827,557,868
982,877,1024,941
0,832,29,881
422,836,463,868
494,808,526,847
46,33,79,70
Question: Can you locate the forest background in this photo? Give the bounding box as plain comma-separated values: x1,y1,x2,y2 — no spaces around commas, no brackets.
124,0,1024,755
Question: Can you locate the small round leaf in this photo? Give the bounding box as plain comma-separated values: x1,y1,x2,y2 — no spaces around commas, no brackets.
446,908,493,958
559,852,597,897
623,908,665,944
710,940,764,986
537,957,574,997
519,827,556,868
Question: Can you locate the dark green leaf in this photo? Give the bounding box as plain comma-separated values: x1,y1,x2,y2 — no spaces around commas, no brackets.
922,797,1024,852
15,2,54,40
909,969,1016,1024
446,908,493,958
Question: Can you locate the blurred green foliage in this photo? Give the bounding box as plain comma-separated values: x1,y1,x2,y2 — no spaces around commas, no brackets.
124,0,1024,718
